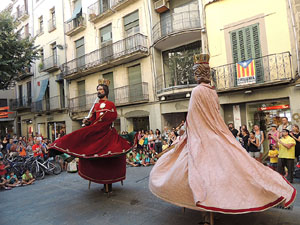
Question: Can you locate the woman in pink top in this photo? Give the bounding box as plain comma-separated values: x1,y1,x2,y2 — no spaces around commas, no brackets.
268,124,279,145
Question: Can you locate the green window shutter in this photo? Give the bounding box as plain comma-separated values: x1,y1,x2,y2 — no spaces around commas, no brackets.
77,80,86,108
128,64,143,102
124,10,139,31
128,64,142,85
75,37,85,68
230,23,264,85
100,24,112,43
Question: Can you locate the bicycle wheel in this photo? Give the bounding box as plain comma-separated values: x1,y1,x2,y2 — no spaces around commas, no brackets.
31,163,45,180
49,162,62,175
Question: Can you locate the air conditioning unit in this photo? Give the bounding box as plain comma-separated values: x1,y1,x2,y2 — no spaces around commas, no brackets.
154,0,170,13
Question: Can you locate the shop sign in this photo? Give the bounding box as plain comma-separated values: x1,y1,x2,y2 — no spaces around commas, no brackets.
258,105,290,111
236,59,256,86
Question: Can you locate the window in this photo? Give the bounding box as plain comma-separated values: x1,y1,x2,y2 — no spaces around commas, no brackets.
75,37,85,68
39,16,43,33
25,24,29,37
128,64,142,102
27,81,32,104
77,80,86,107
100,24,112,44
124,10,139,37
51,42,57,65
230,23,263,84
99,0,110,14
51,8,56,27
103,72,114,102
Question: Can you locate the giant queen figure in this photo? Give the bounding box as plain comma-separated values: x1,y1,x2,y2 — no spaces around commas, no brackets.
49,79,132,193
149,54,296,216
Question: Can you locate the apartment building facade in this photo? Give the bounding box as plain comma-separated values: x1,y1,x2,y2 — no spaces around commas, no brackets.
204,0,300,151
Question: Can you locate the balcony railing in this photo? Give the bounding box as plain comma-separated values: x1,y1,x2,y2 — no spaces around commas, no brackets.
62,33,148,78
156,72,197,94
32,96,65,113
65,14,86,36
10,97,32,110
88,0,136,22
88,1,112,22
152,10,201,44
48,19,56,32
68,93,98,113
212,52,293,92
17,67,33,80
41,55,60,72
14,5,29,21
115,82,149,106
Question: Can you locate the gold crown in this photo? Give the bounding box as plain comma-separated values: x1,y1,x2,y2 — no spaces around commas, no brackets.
194,53,210,64
98,79,110,86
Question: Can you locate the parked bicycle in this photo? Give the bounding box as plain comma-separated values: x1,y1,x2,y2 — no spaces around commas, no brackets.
31,156,62,180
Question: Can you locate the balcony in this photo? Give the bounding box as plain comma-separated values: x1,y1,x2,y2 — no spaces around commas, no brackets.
62,33,148,80
48,19,56,32
32,96,66,113
65,14,86,37
115,82,149,106
68,82,149,113
211,52,293,92
68,93,98,113
15,5,29,21
88,0,138,23
41,55,60,73
156,72,197,96
10,97,32,110
152,10,201,50
17,67,33,80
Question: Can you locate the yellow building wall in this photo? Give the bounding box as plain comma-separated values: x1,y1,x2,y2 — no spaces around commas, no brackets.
205,0,293,68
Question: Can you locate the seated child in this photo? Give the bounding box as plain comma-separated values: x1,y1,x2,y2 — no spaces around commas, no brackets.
126,153,139,167
268,144,279,171
0,175,11,190
0,160,9,177
162,140,169,151
6,171,21,187
21,169,35,185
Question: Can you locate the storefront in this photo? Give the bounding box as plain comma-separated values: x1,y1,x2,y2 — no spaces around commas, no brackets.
246,99,291,132
162,112,187,130
47,122,66,142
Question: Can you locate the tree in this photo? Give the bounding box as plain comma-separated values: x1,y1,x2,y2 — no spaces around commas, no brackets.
0,10,39,89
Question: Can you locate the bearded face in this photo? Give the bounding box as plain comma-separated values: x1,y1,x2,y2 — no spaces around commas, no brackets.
97,84,109,99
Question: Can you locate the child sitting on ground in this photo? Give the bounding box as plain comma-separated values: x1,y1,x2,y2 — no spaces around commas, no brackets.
6,171,21,187
0,175,12,190
21,169,35,185
162,140,169,151
268,144,279,171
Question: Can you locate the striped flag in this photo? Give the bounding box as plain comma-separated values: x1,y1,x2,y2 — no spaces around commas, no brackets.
236,59,256,85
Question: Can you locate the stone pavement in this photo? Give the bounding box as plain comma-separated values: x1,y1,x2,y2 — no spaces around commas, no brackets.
0,166,299,225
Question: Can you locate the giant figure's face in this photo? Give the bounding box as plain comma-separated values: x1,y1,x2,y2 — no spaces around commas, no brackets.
97,84,109,99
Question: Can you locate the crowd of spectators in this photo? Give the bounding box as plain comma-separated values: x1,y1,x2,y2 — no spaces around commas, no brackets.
0,132,68,190
228,117,300,183
125,120,186,167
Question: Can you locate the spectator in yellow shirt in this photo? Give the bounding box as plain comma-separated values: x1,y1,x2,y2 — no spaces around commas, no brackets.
268,144,279,171
272,129,296,183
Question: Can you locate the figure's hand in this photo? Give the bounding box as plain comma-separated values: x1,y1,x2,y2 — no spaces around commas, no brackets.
82,119,91,126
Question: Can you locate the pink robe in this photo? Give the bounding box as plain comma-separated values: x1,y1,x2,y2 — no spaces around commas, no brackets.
149,83,296,214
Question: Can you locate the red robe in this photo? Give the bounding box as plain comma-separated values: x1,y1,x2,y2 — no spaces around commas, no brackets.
49,99,132,184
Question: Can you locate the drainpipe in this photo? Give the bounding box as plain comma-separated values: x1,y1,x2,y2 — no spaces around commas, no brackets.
288,0,300,77
198,0,208,54
61,0,69,116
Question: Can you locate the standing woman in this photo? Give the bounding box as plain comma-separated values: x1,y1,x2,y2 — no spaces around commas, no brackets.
248,131,260,160
290,124,300,162
154,129,162,154
241,129,249,152
148,130,155,151
253,125,264,162
1,137,8,157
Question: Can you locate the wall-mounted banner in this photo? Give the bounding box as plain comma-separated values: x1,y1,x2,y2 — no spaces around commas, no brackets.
236,59,256,86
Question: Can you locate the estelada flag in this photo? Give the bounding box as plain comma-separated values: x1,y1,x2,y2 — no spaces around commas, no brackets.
236,59,256,85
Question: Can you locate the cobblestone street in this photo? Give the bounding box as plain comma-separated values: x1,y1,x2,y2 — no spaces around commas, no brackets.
1,166,300,225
